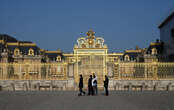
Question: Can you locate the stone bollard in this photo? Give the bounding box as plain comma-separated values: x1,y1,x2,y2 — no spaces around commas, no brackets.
114,85,116,91
11,83,15,91
37,83,40,91
28,80,31,91
128,83,132,91
50,82,53,91
63,83,66,91
142,83,146,91
153,84,157,91
23,83,28,91
116,83,120,91
166,83,172,91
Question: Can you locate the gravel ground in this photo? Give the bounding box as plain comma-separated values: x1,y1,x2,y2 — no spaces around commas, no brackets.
0,91,173,110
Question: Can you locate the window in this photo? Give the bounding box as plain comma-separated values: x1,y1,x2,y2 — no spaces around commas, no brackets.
14,48,20,56
56,56,61,62
28,48,34,56
152,48,157,55
171,28,174,38
124,55,130,61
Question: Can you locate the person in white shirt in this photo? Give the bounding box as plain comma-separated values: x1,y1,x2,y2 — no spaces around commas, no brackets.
92,73,98,95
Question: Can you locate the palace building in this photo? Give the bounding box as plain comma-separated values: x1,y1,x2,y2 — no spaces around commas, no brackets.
0,13,174,91
0,30,123,88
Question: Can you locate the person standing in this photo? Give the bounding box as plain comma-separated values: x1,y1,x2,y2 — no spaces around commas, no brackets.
92,74,98,95
104,75,109,96
78,74,86,96
88,75,93,95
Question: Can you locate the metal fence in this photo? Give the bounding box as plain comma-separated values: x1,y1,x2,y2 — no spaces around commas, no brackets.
115,62,174,80
0,63,67,80
0,62,174,80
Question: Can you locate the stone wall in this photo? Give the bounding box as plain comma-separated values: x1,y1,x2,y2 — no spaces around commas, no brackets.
0,79,75,91
109,80,174,91
0,79,174,91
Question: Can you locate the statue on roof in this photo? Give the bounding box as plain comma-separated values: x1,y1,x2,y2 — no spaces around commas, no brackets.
76,30,107,49
86,29,95,39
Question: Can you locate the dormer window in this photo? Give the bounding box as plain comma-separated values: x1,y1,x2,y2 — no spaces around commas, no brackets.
28,48,34,56
14,48,20,56
124,55,130,61
152,48,157,55
56,56,61,62
171,28,174,38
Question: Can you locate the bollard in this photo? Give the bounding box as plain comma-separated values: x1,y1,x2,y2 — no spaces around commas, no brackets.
63,83,66,91
116,83,120,91
50,82,53,91
37,83,40,91
128,83,132,91
11,83,15,91
153,85,157,91
142,83,146,91
166,83,172,91
28,80,31,90
23,83,28,91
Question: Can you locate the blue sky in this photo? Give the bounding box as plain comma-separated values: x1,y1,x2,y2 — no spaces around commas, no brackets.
0,0,174,52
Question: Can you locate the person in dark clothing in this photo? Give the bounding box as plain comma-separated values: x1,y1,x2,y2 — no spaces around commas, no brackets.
88,75,93,95
104,75,109,96
78,74,86,96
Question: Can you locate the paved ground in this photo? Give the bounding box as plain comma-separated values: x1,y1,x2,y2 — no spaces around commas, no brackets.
0,91,174,110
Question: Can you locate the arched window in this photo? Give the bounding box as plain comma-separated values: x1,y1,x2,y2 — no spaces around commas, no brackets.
28,48,34,56
14,48,20,56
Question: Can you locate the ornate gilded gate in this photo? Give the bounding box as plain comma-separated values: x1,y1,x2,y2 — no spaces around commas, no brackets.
77,55,105,86
73,30,108,87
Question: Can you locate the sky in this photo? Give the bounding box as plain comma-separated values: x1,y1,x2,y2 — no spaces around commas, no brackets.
0,0,174,53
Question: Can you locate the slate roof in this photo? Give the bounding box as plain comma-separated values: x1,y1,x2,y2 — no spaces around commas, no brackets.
45,51,64,61
7,45,40,55
158,12,174,28
146,42,163,55
0,34,17,42
123,52,141,61
0,43,5,52
0,34,41,55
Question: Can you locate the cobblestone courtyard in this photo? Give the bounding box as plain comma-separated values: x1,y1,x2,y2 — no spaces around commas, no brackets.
0,91,174,110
